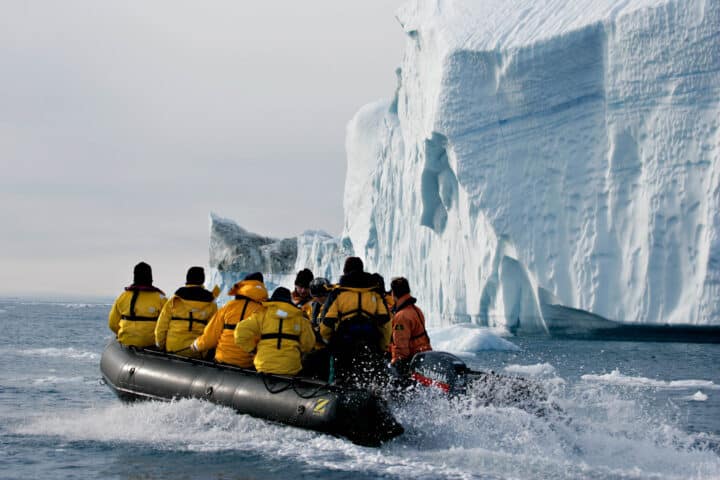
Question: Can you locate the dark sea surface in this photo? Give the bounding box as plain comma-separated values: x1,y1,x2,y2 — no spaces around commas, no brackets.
1,297,719,480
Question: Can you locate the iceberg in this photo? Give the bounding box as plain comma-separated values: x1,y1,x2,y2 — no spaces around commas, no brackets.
343,0,720,326
209,0,720,329
207,213,351,300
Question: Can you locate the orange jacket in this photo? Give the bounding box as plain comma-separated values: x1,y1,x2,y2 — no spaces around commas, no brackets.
192,279,268,367
390,294,431,363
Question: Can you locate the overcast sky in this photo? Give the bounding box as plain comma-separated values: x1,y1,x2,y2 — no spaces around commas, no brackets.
0,2,405,298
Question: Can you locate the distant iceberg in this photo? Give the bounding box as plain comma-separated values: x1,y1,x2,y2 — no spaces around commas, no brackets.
207,213,351,300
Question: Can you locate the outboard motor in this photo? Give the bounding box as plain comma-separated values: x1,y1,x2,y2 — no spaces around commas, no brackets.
407,351,468,395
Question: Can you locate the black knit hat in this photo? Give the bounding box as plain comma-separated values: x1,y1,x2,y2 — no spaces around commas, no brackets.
343,256,364,274
390,277,410,297
186,266,205,285
243,272,264,283
294,268,314,288
133,262,153,286
270,286,292,303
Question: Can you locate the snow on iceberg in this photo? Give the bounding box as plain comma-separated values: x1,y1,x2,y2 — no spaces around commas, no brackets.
343,0,720,326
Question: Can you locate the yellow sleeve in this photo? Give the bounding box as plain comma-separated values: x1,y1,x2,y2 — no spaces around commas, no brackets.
154,297,174,349
234,310,262,353
320,298,338,343
194,306,224,352
375,293,389,321
108,295,122,334
207,302,218,319
299,318,315,353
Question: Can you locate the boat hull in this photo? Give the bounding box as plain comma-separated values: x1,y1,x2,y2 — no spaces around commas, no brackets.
100,339,403,446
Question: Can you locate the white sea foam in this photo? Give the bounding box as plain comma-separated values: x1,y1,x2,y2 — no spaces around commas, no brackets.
14,301,110,308
681,391,709,402
31,376,86,386
12,390,720,480
61,303,109,309
581,369,720,390
504,363,557,377
428,325,520,354
17,347,100,361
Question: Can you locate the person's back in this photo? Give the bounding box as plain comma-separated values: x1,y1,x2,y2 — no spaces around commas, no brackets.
155,266,218,357
319,257,391,386
320,263,391,354
108,262,166,348
390,277,431,372
235,287,315,375
191,272,268,367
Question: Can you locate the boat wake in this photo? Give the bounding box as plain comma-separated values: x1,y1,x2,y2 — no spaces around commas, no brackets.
11,367,720,480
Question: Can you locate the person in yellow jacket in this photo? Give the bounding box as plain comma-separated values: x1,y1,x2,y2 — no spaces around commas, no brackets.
234,287,315,375
108,262,167,348
190,272,268,367
299,277,332,379
154,266,218,358
319,257,391,386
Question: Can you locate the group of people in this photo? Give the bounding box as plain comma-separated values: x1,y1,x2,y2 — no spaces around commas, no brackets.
108,257,432,386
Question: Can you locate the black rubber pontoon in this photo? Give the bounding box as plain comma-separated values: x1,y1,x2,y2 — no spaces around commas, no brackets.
100,339,403,447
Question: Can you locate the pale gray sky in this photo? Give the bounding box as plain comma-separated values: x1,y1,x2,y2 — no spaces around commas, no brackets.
0,2,405,297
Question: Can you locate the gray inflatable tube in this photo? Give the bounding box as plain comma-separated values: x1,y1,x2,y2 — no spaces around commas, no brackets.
100,339,404,446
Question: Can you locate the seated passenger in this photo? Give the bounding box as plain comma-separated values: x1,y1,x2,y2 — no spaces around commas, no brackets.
235,287,315,375
300,277,332,379
371,272,394,317
190,272,268,367
306,277,331,336
389,277,432,374
108,262,166,348
155,266,218,358
291,268,314,307
320,257,391,386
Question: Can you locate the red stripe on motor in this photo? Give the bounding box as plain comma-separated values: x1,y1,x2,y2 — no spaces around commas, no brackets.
411,372,450,392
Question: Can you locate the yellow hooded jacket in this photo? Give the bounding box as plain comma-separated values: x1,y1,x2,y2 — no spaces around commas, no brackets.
235,300,315,375
155,285,218,357
192,279,268,367
320,283,391,352
109,288,167,347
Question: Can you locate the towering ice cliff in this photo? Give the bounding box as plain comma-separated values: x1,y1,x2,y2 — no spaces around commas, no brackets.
209,0,719,327
345,0,720,326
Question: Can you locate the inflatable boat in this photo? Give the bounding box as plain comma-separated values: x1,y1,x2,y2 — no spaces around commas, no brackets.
101,340,551,445
100,339,403,446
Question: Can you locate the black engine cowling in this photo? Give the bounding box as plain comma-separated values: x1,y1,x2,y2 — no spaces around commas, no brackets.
407,351,469,395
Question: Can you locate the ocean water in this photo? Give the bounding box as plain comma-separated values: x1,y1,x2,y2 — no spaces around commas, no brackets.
1,297,719,480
